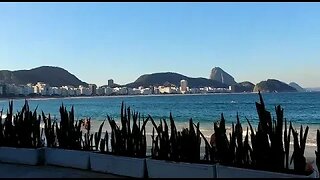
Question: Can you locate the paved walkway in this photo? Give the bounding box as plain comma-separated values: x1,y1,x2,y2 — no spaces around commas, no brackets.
0,163,125,178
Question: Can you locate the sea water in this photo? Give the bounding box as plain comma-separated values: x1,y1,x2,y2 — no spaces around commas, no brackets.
0,92,320,147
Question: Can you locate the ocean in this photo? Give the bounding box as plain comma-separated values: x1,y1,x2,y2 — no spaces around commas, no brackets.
1,92,320,147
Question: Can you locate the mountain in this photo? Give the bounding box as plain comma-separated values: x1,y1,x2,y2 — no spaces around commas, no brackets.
0,66,88,87
231,81,255,92
125,72,228,88
288,82,306,92
209,67,237,85
253,79,297,93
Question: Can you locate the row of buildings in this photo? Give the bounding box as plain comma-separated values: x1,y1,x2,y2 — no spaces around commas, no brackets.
0,80,233,97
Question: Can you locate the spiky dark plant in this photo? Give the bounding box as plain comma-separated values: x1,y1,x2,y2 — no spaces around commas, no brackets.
284,117,291,169
1,100,43,148
0,109,3,146
316,130,320,174
105,102,149,158
42,112,57,148
150,113,202,163
82,118,94,151
94,121,105,151
290,123,309,174
55,104,82,150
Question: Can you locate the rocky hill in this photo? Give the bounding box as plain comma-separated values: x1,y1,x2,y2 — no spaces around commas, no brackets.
289,82,306,92
253,79,297,93
0,66,88,87
231,81,255,92
125,72,228,88
209,67,237,85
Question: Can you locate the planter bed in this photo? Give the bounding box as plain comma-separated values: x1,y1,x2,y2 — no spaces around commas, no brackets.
89,152,146,178
215,164,318,178
44,148,90,170
0,146,45,166
146,158,216,178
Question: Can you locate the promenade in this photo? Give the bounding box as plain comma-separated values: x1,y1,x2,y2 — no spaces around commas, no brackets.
0,162,124,178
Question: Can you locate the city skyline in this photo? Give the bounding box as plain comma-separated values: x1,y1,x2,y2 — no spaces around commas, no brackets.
1,3,320,87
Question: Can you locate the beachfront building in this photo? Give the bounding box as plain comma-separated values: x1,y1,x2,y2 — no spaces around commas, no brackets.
52,87,61,96
118,87,128,95
60,86,75,96
20,85,33,96
60,87,69,97
33,82,49,95
79,85,91,96
108,79,114,87
189,87,200,94
180,79,188,94
141,88,152,95
152,86,160,94
112,87,127,95
128,88,141,95
158,86,177,94
5,84,18,95
89,84,97,95
105,87,113,95
96,87,105,96
58,86,82,97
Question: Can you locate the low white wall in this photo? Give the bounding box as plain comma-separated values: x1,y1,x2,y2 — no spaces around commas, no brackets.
90,152,145,178
45,148,90,170
216,164,317,178
146,158,216,178
0,147,44,165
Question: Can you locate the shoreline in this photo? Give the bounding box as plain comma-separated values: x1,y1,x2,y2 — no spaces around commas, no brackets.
1,91,316,102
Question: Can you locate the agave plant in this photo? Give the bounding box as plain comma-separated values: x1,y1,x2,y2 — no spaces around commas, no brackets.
82,118,94,151
290,123,309,174
203,113,251,167
55,104,83,150
42,112,57,148
0,100,44,148
316,130,320,173
150,113,202,163
245,91,287,171
99,102,149,158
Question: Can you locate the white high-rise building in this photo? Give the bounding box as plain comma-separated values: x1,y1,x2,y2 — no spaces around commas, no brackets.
180,79,188,94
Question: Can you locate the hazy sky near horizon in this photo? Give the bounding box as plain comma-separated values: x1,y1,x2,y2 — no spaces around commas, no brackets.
0,2,320,87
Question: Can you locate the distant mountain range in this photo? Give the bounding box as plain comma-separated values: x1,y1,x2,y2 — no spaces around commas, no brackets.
0,66,87,87
0,66,311,93
124,72,229,88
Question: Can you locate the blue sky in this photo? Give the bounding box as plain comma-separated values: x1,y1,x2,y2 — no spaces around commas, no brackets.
0,2,319,87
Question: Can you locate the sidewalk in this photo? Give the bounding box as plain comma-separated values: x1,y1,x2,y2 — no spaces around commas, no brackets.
0,162,125,178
